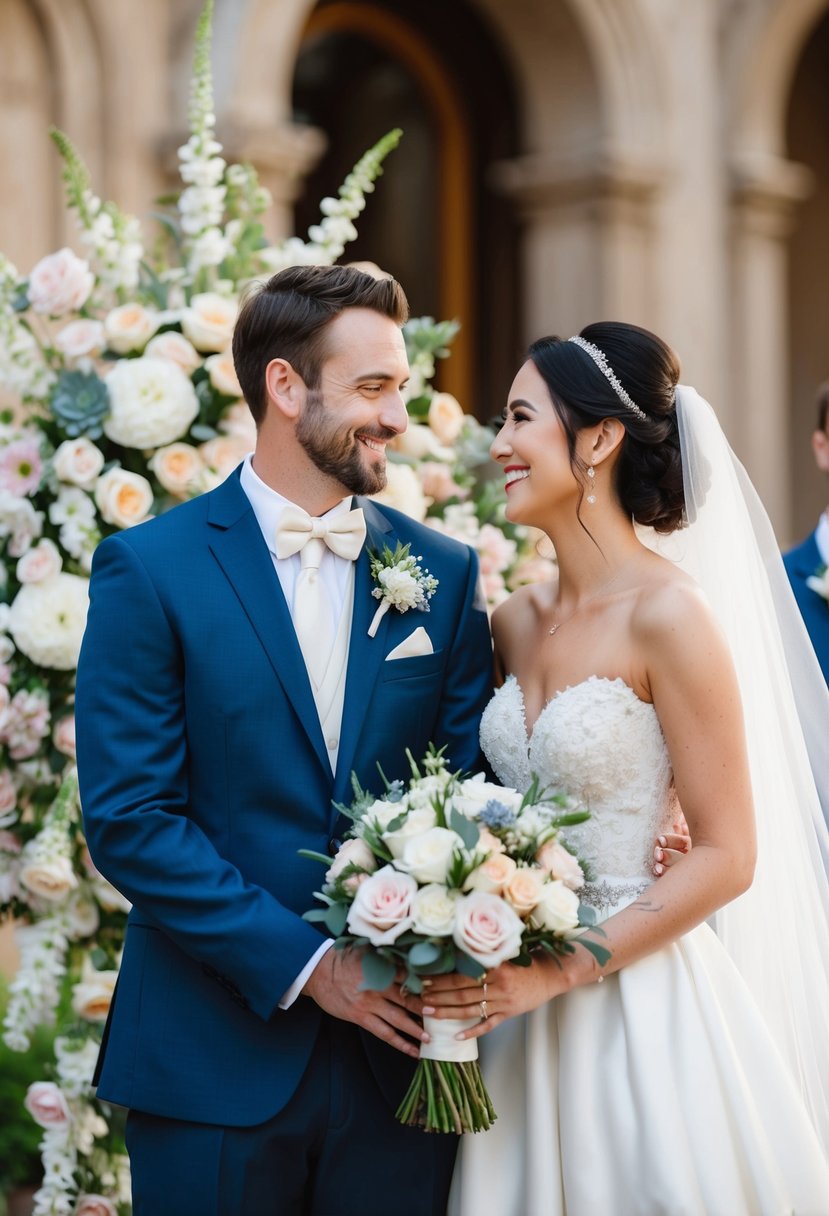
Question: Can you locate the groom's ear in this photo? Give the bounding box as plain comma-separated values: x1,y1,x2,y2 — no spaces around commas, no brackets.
264,358,306,421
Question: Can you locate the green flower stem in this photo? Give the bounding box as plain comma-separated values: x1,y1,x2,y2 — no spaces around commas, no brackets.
395,1059,496,1134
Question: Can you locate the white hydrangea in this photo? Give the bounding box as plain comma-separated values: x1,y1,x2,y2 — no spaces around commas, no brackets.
103,356,199,449
9,573,89,670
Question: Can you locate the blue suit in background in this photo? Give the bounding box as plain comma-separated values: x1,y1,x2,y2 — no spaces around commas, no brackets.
75,468,493,1215
784,529,829,686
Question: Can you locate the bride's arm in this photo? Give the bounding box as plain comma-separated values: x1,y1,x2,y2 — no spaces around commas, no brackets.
424,581,755,1038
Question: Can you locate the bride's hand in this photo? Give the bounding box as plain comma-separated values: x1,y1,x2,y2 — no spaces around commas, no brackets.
422,954,569,1041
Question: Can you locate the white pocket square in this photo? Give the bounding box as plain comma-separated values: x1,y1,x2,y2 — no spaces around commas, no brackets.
385,626,434,661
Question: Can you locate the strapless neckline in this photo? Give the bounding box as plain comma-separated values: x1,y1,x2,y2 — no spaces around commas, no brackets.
504,673,655,744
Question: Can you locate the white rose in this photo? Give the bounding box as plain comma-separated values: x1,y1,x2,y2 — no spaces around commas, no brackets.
382,806,438,859
363,797,406,833
453,776,524,820
104,303,159,353
55,319,106,359
28,248,94,315
149,443,204,499
346,864,417,946
395,826,463,885
536,840,585,891
95,467,154,529
104,357,199,449
20,854,78,902
428,393,466,445
16,538,62,584
377,565,421,609
452,890,525,969
181,292,238,352
9,573,89,669
503,866,546,917
391,423,454,463
53,437,105,488
24,1081,71,1129
411,883,460,937
463,852,516,895
528,879,581,934
204,351,243,397
325,837,377,884
71,968,118,1022
144,330,202,374
371,463,429,522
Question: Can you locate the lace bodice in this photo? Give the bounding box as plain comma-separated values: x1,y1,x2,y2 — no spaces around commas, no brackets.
481,676,678,914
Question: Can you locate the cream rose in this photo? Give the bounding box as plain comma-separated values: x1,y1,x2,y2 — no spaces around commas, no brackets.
144,330,202,374
75,1196,117,1216
536,840,585,891
452,890,524,969
71,967,118,1022
219,400,258,447
28,248,93,316
428,393,466,445
92,876,132,914
53,713,76,760
396,827,463,885
528,880,581,934
463,852,517,895
325,837,377,884
55,319,106,359
20,854,78,902
24,1081,71,1129
370,463,429,522
104,303,159,354
104,357,199,449
53,437,105,489
199,434,250,481
504,866,546,917
411,883,460,937
95,467,154,529
16,538,62,584
181,292,238,352
346,864,417,946
391,422,454,463
363,797,407,833
382,806,438,859
9,573,89,670
149,443,204,499
205,350,243,397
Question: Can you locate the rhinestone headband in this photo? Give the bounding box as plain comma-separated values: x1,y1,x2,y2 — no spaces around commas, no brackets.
567,336,649,422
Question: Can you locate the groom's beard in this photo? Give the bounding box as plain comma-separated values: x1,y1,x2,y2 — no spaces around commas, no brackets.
296,388,396,496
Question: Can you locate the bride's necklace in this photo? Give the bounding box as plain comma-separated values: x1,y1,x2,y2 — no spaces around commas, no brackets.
547,568,626,636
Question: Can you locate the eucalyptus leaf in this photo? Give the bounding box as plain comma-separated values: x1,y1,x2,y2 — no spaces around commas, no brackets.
359,952,397,992
323,902,348,936
449,808,479,850
409,941,442,967
454,951,487,981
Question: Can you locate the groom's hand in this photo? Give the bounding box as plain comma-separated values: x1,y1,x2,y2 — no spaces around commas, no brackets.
301,948,425,1058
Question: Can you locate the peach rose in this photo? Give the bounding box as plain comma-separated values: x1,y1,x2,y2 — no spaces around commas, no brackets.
181,292,238,352
94,467,154,529
20,855,78,902
55,319,106,359
72,966,118,1022
428,392,465,445
536,839,585,891
24,1081,70,1129
104,303,159,354
199,435,251,486
463,852,517,895
204,351,243,397
0,768,17,816
219,400,257,448
149,442,204,499
144,330,202,374
504,867,546,917
53,437,105,489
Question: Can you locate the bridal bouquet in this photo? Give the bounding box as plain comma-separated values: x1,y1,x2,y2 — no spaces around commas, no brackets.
302,751,605,1134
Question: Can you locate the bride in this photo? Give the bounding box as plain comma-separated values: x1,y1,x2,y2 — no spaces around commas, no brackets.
425,323,829,1214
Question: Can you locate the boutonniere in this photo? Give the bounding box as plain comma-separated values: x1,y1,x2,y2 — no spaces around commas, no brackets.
367,542,439,637
806,564,829,605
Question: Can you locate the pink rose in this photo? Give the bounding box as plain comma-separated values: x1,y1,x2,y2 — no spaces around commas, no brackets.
24,1081,70,1129
452,890,524,968
53,437,105,489
28,248,93,315
345,864,417,946
16,538,62,584
0,768,17,816
53,713,76,760
418,462,467,504
75,1196,117,1216
55,319,106,359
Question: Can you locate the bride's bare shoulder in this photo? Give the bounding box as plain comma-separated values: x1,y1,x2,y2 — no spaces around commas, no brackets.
632,562,722,652
491,579,555,641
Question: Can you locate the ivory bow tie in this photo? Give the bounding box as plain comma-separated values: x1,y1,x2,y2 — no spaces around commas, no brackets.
274,505,366,562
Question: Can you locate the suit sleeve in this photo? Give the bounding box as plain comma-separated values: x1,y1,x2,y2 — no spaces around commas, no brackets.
430,546,493,773
75,535,328,1022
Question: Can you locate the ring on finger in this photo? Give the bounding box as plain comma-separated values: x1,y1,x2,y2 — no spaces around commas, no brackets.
479,999,488,1021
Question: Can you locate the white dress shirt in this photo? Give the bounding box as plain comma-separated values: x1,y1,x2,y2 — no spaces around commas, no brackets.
239,455,352,1008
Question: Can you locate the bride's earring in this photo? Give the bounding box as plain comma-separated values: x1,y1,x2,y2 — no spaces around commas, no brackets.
586,462,597,504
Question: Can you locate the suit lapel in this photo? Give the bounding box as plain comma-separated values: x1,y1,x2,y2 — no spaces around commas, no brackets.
333,499,396,807
206,472,331,780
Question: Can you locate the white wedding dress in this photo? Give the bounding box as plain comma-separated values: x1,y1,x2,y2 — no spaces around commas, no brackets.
449,674,829,1216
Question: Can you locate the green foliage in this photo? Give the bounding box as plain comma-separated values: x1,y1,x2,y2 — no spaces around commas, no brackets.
0,977,53,1191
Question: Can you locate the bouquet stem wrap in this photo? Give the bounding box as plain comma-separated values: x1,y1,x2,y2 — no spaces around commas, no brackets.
395,1016,496,1134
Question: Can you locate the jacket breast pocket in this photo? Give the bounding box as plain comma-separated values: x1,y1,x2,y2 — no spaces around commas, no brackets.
380,649,445,681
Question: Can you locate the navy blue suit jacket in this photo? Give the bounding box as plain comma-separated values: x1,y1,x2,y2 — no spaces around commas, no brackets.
783,529,829,686
75,469,493,1126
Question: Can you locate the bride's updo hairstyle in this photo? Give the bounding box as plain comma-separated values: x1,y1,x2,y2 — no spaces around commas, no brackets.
528,321,684,533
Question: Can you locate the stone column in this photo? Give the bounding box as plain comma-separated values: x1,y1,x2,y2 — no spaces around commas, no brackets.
730,152,813,539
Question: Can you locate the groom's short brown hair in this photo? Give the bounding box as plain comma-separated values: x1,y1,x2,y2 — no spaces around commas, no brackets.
232,265,409,425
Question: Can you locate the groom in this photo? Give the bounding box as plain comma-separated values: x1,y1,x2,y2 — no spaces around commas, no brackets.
75,265,493,1216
